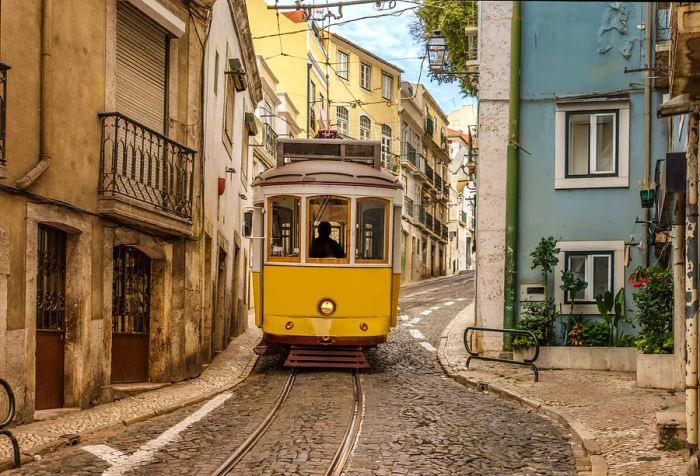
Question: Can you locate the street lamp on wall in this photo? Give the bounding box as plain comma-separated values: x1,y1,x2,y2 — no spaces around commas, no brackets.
425,30,478,81
427,30,448,72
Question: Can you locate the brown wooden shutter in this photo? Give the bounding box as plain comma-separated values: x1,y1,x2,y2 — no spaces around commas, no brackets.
116,1,168,133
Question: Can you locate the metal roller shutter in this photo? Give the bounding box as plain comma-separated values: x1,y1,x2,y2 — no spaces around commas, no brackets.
116,1,168,133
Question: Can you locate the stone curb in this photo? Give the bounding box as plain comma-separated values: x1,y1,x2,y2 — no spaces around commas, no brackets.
436,312,607,476
0,352,260,473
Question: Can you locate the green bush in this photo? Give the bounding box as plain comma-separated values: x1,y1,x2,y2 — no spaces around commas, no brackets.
630,266,674,354
582,321,610,347
513,298,556,349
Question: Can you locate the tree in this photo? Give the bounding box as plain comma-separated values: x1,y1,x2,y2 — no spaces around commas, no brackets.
412,0,479,96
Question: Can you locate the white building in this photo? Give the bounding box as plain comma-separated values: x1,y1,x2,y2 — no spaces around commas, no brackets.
447,129,476,274
202,0,262,360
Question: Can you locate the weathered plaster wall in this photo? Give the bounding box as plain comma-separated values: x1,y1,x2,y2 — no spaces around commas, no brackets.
475,0,512,353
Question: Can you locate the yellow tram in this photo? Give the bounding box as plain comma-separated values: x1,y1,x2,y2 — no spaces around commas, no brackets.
245,137,403,362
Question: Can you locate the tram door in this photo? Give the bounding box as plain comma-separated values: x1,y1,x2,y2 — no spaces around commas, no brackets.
111,246,151,383
35,225,67,410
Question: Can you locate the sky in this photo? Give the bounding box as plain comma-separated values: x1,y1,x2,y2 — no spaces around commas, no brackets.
266,0,474,114
328,1,472,114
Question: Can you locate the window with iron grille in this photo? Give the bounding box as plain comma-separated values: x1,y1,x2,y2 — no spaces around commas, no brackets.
336,106,349,137
360,115,371,140
337,51,349,79
360,63,371,91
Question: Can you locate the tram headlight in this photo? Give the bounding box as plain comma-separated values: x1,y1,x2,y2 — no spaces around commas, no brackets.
318,299,336,316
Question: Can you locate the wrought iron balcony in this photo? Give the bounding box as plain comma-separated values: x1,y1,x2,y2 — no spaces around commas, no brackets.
418,206,426,227
425,116,434,136
264,123,278,159
435,174,443,191
442,224,448,240
403,196,414,219
404,143,417,167
443,183,450,197
426,212,434,230
98,112,196,235
425,163,434,183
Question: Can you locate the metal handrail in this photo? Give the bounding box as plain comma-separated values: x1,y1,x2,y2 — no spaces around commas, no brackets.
0,378,20,467
463,326,540,382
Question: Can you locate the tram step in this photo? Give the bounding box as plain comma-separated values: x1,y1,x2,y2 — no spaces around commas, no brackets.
284,346,369,368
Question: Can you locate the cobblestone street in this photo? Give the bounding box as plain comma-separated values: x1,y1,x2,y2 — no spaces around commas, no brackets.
7,274,578,475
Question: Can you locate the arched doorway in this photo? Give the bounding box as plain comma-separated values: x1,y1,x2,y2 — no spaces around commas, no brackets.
111,246,151,383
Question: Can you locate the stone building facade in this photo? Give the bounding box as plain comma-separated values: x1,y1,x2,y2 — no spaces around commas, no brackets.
0,0,259,421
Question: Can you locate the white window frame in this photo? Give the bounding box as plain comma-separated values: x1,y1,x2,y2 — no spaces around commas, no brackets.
360,115,371,140
381,72,392,100
337,51,349,80
555,100,629,189
336,106,349,137
564,253,612,302
566,111,617,176
554,240,624,314
360,63,371,91
381,124,392,164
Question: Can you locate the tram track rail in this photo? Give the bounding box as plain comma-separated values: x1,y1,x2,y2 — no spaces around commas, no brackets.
211,368,364,476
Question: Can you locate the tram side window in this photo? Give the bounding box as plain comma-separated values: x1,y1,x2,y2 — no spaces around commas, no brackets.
269,196,300,259
308,196,349,260
356,198,388,261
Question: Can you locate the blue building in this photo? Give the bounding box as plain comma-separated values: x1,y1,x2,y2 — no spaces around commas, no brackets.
474,2,671,348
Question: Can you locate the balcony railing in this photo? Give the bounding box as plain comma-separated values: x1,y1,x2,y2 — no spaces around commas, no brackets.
425,117,434,136
442,223,448,240
417,154,426,175
426,212,434,230
425,163,434,183
443,183,450,197
404,144,417,167
403,196,414,218
435,174,443,191
418,206,426,226
98,112,195,220
264,123,278,159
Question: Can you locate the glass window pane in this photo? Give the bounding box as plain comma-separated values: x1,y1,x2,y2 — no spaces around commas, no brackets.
308,196,349,259
568,255,587,300
356,199,387,261
568,114,589,175
269,197,300,259
594,114,614,173
592,255,610,298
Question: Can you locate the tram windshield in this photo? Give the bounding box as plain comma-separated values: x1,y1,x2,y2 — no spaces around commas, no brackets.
356,198,388,262
308,196,349,260
269,196,300,260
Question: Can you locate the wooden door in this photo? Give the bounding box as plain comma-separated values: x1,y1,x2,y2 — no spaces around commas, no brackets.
111,246,151,383
35,225,67,410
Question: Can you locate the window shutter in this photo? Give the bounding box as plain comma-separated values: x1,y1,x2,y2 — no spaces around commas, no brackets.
116,2,168,133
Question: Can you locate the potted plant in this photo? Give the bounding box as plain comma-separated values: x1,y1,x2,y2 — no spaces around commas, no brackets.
560,270,588,345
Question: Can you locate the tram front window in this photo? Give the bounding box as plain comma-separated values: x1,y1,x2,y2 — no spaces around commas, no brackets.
356,198,388,261
269,196,300,260
308,196,349,260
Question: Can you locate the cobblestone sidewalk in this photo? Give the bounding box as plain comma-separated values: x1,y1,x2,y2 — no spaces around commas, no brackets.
0,312,261,472
439,304,688,476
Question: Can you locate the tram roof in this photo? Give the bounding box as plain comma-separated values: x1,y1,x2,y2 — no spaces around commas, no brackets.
253,159,402,189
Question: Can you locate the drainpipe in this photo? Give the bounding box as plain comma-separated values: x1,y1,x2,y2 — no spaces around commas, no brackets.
503,1,521,349
306,63,311,139
674,196,686,392
686,112,699,453
16,0,52,189
642,1,653,265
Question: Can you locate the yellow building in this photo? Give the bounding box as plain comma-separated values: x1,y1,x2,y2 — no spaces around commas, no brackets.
326,34,402,169
246,0,327,137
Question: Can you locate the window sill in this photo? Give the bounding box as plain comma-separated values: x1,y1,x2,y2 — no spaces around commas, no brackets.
555,175,628,189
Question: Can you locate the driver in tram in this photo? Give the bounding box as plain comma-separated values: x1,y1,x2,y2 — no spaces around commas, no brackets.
309,221,344,258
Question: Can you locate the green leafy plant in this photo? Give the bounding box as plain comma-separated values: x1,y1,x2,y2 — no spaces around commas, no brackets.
567,313,588,346
582,321,611,347
595,288,631,346
560,270,588,344
530,237,560,302
630,266,673,354
512,298,556,349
